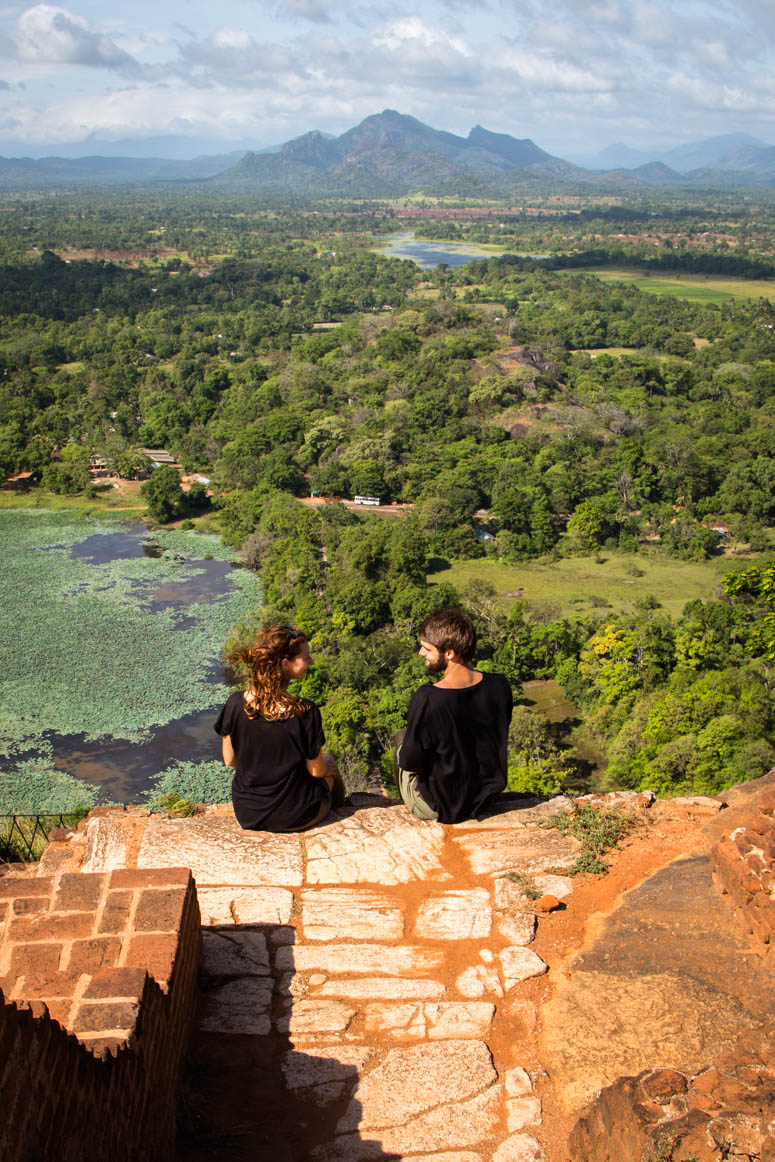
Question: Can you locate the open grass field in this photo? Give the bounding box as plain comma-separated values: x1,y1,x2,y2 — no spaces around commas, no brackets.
429,551,742,621
566,267,775,305
0,484,148,519
570,346,698,363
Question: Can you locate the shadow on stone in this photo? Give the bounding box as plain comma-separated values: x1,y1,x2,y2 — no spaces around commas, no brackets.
176,923,402,1162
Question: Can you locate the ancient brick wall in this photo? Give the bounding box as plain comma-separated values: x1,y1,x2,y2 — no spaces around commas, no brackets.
0,867,201,1162
711,786,775,956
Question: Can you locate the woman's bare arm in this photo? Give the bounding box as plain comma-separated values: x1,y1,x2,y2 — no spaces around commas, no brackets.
222,735,236,767
306,748,329,779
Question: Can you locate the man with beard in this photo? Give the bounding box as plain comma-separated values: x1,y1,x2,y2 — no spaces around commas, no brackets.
395,608,513,824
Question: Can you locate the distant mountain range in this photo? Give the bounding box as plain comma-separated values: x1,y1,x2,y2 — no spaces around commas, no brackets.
216,111,578,196
0,150,245,186
1,112,774,193
581,133,772,173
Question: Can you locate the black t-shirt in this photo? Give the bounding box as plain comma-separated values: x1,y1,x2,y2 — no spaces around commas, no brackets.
400,671,513,824
214,692,327,832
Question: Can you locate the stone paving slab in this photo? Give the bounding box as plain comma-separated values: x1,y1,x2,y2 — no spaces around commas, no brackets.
138,816,304,885
414,888,492,939
376,1085,503,1156
317,978,445,1000
198,977,273,1034
281,1044,372,1107
496,914,537,946
532,875,573,899
336,1041,498,1133
301,888,405,941
500,947,548,988
276,999,356,1037
455,964,504,998
453,829,582,877
81,816,128,873
493,1134,546,1162
361,1001,495,1040
494,876,533,912
198,886,294,925
506,1096,542,1131
305,807,449,885
201,929,270,980
276,943,445,976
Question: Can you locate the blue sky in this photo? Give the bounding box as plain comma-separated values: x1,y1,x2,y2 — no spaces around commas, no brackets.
0,0,773,156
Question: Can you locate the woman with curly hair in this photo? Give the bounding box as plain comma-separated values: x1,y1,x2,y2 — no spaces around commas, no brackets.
214,624,345,833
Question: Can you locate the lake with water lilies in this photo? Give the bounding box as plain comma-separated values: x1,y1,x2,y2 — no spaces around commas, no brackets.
0,510,261,809
378,233,500,269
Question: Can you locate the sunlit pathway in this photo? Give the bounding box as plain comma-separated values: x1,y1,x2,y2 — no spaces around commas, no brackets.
74,793,581,1161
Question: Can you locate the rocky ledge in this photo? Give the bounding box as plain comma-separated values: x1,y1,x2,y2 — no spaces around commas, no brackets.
7,779,775,1161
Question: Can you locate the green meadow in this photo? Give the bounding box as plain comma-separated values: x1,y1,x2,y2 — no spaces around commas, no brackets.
566,267,775,305
429,551,737,621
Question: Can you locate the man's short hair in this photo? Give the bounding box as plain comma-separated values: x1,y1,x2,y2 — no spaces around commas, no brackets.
418,608,476,665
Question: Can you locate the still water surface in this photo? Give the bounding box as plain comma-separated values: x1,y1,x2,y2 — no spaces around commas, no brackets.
380,233,548,270
48,526,241,804
379,232,495,269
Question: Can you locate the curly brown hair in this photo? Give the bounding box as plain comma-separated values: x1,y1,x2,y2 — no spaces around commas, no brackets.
226,624,309,721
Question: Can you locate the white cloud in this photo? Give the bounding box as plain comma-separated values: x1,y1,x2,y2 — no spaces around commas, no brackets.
9,4,139,72
492,44,611,94
0,0,773,155
372,17,471,58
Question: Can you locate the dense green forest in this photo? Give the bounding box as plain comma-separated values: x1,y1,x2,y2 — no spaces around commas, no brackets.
2,191,775,800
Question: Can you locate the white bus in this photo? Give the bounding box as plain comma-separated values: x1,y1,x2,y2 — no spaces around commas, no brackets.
353,495,381,506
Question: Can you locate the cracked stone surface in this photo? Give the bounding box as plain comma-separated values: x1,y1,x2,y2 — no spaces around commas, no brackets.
361,1001,495,1039
376,1085,503,1155
281,1045,371,1107
138,815,304,885
276,943,444,976
493,1134,547,1162
198,977,273,1034
506,1096,543,1131
197,886,294,925
301,888,404,941
500,946,549,988
318,978,445,999
305,806,448,884
336,1040,497,1132
275,999,356,1036
201,929,270,980
414,888,492,939
456,964,504,998
452,829,582,877
497,913,537,946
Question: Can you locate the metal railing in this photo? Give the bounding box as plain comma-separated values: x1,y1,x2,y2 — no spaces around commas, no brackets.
0,813,74,864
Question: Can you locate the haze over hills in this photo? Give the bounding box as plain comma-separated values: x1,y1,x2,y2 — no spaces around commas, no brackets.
577,133,773,173
1,111,775,193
